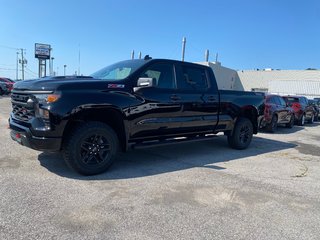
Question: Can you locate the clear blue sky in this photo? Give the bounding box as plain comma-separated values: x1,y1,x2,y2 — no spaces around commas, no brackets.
0,0,319,79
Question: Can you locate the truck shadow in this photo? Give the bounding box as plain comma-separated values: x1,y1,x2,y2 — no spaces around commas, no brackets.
38,136,297,180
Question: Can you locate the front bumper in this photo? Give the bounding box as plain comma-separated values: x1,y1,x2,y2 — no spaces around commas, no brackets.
9,116,62,151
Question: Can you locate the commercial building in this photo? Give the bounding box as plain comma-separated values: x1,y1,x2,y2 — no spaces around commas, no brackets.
199,62,320,99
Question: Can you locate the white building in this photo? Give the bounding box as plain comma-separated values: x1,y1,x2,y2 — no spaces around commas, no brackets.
237,69,320,98
199,61,320,99
197,62,244,91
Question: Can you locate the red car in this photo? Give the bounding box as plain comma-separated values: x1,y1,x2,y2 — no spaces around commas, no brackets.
282,96,315,126
0,77,15,94
260,94,295,132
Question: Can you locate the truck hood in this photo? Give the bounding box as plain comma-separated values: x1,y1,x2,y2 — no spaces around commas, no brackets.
13,76,128,92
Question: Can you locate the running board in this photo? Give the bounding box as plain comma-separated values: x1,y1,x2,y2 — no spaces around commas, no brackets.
130,134,218,149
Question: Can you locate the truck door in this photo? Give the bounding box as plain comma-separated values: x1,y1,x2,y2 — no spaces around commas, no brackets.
129,62,184,139
175,63,219,133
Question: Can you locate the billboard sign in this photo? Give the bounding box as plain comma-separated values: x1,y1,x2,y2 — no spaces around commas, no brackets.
35,43,51,59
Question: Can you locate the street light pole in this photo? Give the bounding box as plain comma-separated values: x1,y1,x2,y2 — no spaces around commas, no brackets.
64,65,67,76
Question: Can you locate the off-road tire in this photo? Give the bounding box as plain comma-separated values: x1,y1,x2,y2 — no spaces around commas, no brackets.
63,121,119,175
228,117,253,150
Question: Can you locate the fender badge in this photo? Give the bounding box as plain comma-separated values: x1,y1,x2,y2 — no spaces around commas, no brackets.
108,84,125,89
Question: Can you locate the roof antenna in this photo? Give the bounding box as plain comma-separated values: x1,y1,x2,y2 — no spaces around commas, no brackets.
144,55,152,60
181,37,186,61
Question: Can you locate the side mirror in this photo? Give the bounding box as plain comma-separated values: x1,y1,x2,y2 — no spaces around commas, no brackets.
137,77,156,87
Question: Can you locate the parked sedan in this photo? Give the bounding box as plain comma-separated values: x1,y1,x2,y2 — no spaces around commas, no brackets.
282,96,315,126
260,94,295,132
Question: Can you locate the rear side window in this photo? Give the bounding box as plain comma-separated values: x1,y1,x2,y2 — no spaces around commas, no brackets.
178,66,208,91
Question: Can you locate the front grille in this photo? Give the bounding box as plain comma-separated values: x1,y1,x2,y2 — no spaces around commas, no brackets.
11,92,35,122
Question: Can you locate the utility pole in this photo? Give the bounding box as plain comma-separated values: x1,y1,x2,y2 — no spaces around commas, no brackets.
21,48,25,80
16,52,19,80
64,65,67,76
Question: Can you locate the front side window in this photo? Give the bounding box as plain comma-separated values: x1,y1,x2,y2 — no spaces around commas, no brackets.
140,63,175,89
301,97,308,105
273,96,282,105
278,97,287,106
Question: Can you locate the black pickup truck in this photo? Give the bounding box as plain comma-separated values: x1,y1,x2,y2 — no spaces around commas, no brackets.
9,58,264,175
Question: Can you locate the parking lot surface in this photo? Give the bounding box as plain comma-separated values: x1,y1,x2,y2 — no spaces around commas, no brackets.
1,95,320,240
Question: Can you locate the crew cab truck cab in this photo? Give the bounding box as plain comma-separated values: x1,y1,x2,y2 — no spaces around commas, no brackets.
9,58,264,175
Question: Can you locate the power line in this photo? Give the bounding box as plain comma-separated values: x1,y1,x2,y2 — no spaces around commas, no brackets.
25,67,37,76
0,44,19,50
0,67,16,71
0,63,15,67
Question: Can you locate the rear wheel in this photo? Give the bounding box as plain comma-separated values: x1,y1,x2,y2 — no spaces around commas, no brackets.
63,121,119,175
285,114,294,128
266,115,278,133
228,117,253,150
0,88,4,96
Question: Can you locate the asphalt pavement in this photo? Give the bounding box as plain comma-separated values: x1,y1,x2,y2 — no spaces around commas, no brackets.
0,95,320,240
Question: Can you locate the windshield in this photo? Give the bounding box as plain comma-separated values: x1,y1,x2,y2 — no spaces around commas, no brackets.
91,60,147,81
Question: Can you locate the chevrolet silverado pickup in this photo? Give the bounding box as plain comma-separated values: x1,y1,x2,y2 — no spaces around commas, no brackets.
9,58,264,175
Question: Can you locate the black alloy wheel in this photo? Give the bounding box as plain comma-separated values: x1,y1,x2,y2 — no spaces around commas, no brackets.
228,117,253,150
80,134,111,166
63,122,119,175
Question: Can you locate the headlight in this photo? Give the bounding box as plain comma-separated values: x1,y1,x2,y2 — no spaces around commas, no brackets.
33,92,60,122
34,92,61,104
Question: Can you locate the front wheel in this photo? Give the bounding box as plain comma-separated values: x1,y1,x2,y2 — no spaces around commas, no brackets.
308,114,314,124
266,115,278,133
228,117,253,150
298,114,305,126
63,122,119,175
285,115,294,128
